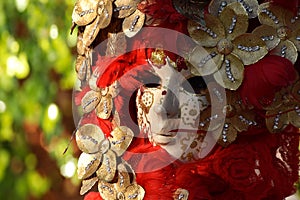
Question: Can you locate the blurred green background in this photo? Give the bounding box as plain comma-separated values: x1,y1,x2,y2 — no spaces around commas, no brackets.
0,0,81,199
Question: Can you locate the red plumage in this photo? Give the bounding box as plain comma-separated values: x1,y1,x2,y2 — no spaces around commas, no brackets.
239,55,296,108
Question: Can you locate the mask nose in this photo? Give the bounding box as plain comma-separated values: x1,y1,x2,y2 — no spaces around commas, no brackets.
162,89,180,118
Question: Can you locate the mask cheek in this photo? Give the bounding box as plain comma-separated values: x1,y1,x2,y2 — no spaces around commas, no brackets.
136,87,163,137
179,91,209,129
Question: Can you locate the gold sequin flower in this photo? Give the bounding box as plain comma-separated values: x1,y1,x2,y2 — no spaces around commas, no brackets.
265,79,300,133
76,123,138,197
187,2,268,90
198,82,258,147
253,3,300,64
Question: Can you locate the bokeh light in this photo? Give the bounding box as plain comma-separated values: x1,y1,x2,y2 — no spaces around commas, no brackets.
0,101,6,113
47,103,59,121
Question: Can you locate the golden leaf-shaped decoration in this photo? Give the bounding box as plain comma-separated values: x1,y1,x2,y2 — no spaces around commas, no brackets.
285,9,300,31
114,0,139,18
78,152,102,179
198,83,226,131
98,181,117,199
270,40,298,64
109,126,134,156
89,67,101,92
188,14,225,47
122,9,145,38
220,2,248,41
99,139,110,154
72,0,99,26
188,46,223,76
97,0,113,28
215,123,237,147
108,81,120,98
112,110,121,127
106,32,127,57
209,0,259,19
80,177,98,195
114,163,131,192
288,105,300,128
232,33,268,65
289,28,300,51
76,55,88,81
232,111,257,132
76,124,105,154
213,53,244,90
96,94,113,119
252,24,280,50
208,0,234,16
198,107,222,131
82,15,102,47
96,149,117,182
77,28,86,55
81,90,101,113
258,2,286,28
173,188,189,200
266,109,289,133
291,80,300,102
206,81,227,110
123,184,145,200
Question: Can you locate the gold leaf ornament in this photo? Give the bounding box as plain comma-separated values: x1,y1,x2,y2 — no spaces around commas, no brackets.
72,0,99,26
188,14,225,47
208,0,259,19
98,162,145,200
188,46,223,76
122,9,145,38
173,188,189,200
188,2,267,90
96,149,117,182
96,94,113,119
77,152,102,179
80,177,99,195
82,0,113,47
264,84,300,132
253,2,299,63
213,53,244,90
81,90,101,113
232,33,268,65
76,124,105,154
114,0,139,18
109,126,134,156
219,2,248,41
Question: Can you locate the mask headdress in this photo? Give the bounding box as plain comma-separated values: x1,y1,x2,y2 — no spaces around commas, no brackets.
71,0,300,199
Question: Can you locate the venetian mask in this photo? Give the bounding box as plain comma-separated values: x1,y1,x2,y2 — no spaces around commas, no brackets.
136,56,216,162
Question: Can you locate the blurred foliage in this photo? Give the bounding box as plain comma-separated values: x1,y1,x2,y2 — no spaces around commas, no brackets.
0,0,80,199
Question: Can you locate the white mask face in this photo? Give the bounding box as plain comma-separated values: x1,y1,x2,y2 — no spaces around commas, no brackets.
136,58,211,162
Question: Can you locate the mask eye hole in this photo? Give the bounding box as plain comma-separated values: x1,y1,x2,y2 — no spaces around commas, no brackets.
144,83,161,88
181,76,207,94
143,74,161,88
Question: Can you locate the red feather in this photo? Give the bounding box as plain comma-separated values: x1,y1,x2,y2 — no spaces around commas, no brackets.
239,55,296,108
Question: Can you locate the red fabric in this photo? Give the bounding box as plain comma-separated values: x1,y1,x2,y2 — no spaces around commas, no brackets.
84,192,102,200
239,55,296,108
96,49,148,89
